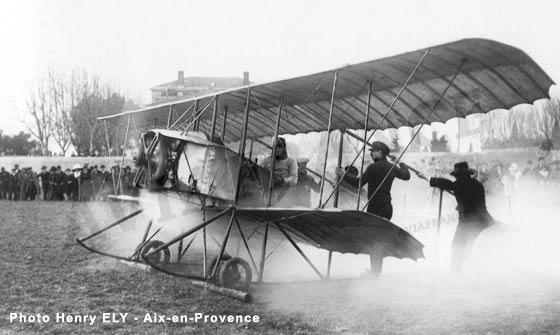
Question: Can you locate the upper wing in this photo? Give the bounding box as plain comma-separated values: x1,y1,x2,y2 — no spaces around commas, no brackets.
101,38,553,142
235,207,424,260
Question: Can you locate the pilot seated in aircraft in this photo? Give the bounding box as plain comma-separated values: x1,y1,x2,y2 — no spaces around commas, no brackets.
261,137,298,188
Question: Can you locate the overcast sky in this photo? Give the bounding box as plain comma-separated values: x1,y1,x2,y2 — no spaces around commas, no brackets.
1,0,559,135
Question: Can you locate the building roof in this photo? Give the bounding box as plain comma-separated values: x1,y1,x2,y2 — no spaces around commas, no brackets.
151,76,245,90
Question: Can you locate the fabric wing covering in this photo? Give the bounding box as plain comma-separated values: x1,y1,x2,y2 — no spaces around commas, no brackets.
100,38,554,143
235,208,424,260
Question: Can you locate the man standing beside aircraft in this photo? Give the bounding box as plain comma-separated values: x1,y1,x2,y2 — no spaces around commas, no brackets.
335,141,411,276
428,161,494,274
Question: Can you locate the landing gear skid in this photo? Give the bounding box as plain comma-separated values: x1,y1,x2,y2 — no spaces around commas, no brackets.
77,206,254,302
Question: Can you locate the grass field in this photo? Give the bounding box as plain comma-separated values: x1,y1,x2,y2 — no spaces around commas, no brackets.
1,196,560,334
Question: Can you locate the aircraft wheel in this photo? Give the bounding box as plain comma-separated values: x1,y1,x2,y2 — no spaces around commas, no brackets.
141,240,170,265
218,257,252,291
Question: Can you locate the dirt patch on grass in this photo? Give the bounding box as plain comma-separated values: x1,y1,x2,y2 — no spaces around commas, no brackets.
1,201,560,334
0,201,318,334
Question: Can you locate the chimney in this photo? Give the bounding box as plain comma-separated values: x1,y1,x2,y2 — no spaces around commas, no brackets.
178,71,184,85
243,71,249,85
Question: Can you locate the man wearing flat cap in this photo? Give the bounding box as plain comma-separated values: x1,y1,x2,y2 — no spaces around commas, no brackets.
429,161,494,274
261,137,298,188
336,141,410,219
335,140,410,276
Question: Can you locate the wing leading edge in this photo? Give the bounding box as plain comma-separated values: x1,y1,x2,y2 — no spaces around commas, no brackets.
100,38,553,143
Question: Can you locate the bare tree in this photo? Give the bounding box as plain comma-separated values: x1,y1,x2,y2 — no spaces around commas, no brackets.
23,69,139,156
70,72,102,155
49,71,74,156
70,72,136,156
24,79,53,155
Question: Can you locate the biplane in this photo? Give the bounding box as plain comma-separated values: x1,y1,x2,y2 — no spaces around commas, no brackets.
77,38,553,301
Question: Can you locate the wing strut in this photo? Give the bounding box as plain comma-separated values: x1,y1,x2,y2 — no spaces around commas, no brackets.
357,82,373,209
361,58,467,211
275,223,324,280
318,70,339,206
320,49,430,208
116,115,131,194
266,96,284,206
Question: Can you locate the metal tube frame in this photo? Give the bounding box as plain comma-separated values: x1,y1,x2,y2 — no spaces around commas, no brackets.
145,206,233,256
78,209,144,242
320,50,430,208
327,251,333,279
166,105,174,129
332,130,345,207
169,103,195,129
234,89,251,204
357,82,372,209
103,119,117,194
267,97,284,206
116,115,132,194
202,207,208,276
257,222,269,283
103,120,111,156
193,100,200,131
203,226,207,277
221,106,229,141
179,234,197,261
435,188,443,260
361,58,466,212
235,218,260,277
130,227,162,259
208,209,237,279
318,70,338,206
275,223,324,280
210,95,219,139
136,219,153,251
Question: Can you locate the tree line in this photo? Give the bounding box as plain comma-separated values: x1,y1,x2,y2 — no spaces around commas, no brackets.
482,97,560,149
21,70,139,156
0,131,37,155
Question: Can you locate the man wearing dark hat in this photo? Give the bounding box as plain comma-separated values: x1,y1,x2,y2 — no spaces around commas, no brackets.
336,141,410,219
23,167,39,200
91,165,102,200
46,167,57,200
429,161,494,274
8,168,18,200
17,166,27,200
53,165,66,200
261,137,298,188
80,164,93,201
0,167,9,199
98,165,112,200
335,140,410,276
38,166,50,200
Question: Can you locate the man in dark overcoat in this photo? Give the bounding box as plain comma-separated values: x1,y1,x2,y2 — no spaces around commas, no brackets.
0,167,9,199
335,141,411,276
429,161,495,274
38,166,50,200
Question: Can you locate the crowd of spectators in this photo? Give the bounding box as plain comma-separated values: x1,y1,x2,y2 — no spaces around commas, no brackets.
415,151,560,197
0,163,138,201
